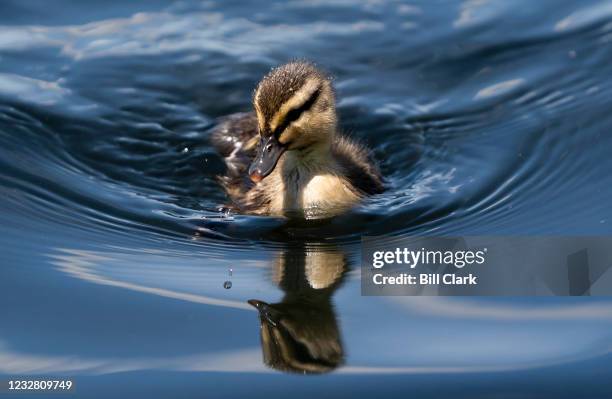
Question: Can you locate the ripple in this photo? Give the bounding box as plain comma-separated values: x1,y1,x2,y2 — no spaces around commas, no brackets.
0,0,611,250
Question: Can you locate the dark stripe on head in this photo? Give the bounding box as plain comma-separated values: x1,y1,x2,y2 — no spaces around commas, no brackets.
274,87,321,138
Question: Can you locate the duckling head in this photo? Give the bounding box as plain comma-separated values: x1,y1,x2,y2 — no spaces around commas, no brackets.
249,61,337,182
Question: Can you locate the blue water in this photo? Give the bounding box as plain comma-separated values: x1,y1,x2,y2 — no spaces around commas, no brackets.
1,0,612,397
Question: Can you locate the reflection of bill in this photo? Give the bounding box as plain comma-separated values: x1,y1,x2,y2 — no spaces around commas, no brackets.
248,247,346,374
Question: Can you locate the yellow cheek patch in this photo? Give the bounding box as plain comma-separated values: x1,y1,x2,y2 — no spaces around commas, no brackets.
245,136,259,151
278,128,293,145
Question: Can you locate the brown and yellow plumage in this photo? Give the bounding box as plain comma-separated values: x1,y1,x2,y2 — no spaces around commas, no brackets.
211,61,383,218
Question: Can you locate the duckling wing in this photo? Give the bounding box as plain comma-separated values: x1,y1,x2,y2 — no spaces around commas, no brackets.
332,135,384,195
210,112,260,205
210,112,259,159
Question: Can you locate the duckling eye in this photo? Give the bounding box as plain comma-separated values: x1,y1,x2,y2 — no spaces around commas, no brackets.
274,87,321,138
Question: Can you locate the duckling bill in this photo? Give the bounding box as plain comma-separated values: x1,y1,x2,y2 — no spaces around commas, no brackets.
211,61,384,218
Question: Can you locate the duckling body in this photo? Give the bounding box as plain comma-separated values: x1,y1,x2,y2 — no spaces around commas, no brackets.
211,62,383,218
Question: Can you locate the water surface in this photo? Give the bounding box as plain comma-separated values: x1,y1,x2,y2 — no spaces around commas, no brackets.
1,0,612,397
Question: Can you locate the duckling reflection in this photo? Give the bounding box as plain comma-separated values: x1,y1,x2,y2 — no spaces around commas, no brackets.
248,246,347,374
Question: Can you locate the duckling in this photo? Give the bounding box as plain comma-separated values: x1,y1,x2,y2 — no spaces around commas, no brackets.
211,61,383,218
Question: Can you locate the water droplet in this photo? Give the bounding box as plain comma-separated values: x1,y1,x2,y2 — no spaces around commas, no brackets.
223,281,232,289
229,268,233,277
182,147,189,153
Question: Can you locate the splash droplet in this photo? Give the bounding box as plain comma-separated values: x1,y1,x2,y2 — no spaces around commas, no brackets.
223,281,232,289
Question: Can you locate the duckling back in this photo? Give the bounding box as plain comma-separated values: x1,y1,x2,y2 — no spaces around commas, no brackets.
210,112,259,200
332,135,384,196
